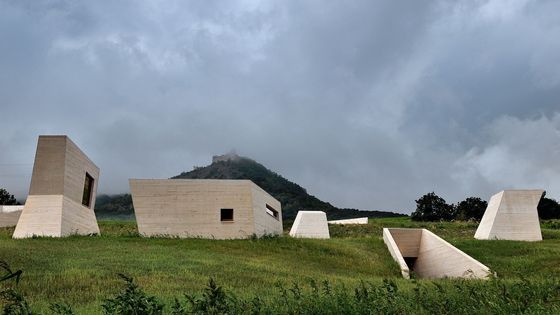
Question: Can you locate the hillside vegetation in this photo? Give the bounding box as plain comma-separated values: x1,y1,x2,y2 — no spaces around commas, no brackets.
173,154,404,220
1,218,559,314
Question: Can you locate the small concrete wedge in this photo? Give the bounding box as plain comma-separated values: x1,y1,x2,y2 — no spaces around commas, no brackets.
289,211,330,239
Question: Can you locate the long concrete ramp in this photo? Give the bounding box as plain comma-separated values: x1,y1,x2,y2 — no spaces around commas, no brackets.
328,217,368,225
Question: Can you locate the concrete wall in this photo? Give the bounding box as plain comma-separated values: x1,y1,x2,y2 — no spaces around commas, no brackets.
385,228,422,257
289,211,330,239
383,228,491,279
250,184,283,236
130,179,282,239
13,135,100,238
382,228,411,278
0,206,24,227
328,217,368,225
475,190,543,241
63,137,100,209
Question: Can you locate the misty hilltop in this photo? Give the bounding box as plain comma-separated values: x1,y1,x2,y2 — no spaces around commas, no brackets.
96,152,405,221
175,152,405,220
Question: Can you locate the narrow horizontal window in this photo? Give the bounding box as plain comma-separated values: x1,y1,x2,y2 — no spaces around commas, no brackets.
221,208,234,221
266,204,279,220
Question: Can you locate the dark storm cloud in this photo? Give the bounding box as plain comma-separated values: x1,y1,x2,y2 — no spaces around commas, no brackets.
1,0,559,213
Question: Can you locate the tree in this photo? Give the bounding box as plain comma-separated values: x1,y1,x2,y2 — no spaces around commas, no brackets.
411,192,455,221
537,191,560,220
454,197,488,221
0,188,19,205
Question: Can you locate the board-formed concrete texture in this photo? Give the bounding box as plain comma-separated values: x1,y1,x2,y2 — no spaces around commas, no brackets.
474,190,544,241
12,136,100,238
383,228,491,279
129,179,282,239
0,205,24,227
328,217,368,225
289,211,330,239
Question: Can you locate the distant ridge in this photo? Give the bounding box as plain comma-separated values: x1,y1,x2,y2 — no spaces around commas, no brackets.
172,152,405,221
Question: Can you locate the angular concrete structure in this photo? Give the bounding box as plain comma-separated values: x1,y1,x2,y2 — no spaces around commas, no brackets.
129,179,282,239
383,228,491,279
13,136,100,238
328,217,368,225
475,190,544,241
289,211,330,239
0,206,24,227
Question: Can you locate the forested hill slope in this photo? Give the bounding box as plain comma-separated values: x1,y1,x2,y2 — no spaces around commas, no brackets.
171,153,405,221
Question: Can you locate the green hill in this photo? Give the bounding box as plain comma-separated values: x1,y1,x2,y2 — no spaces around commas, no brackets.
172,153,404,220
96,153,405,221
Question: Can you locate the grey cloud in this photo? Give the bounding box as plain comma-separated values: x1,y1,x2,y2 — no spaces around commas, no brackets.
0,0,559,213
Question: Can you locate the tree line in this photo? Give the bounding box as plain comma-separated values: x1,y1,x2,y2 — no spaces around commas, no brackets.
411,191,560,221
2,186,559,221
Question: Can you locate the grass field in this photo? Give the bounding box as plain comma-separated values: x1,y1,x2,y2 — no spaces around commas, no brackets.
1,217,559,313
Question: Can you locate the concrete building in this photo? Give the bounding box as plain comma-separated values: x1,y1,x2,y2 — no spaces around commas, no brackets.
0,205,24,227
475,190,544,241
328,217,368,225
383,228,491,279
13,136,100,238
289,211,330,239
129,179,282,239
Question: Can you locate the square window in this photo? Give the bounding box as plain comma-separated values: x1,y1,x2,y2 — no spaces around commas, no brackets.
221,208,234,221
82,173,94,208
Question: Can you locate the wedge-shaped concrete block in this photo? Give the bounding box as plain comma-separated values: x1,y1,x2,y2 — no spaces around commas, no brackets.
289,211,330,239
130,179,282,239
13,136,100,238
475,190,543,241
0,206,24,227
328,217,368,225
383,228,491,279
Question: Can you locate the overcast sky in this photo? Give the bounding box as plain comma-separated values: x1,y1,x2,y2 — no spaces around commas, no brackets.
1,0,559,214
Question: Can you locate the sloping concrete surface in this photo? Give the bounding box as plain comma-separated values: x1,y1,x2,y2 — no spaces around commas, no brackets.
475,190,543,241
384,228,491,279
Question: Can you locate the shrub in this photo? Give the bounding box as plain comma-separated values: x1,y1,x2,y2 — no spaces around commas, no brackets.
454,197,488,221
101,274,164,315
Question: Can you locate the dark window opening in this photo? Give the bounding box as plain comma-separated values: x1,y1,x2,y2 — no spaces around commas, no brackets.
266,204,279,220
221,208,234,221
82,173,94,208
404,257,417,270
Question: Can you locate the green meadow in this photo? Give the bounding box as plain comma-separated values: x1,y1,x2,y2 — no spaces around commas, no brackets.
1,218,559,314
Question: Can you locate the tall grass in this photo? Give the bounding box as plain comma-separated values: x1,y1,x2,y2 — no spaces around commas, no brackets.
1,218,559,313
2,264,559,314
